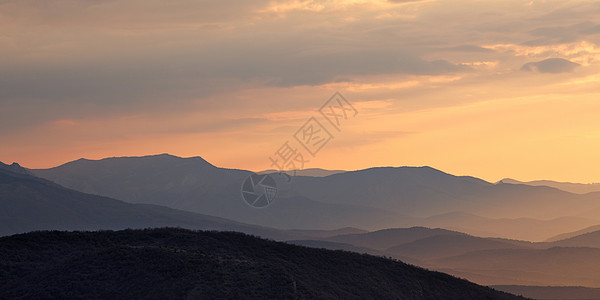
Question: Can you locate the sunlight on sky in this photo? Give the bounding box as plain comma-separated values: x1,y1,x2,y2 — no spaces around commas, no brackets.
1,0,600,182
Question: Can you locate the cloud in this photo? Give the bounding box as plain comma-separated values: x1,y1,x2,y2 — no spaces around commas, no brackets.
0,0,598,153
524,22,600,46
436,45,494,53
388,0,426,3
580,24,600,35
520,58,580,73
0,0,472,132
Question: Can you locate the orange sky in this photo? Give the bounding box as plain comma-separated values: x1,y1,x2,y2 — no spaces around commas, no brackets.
1,0,600,183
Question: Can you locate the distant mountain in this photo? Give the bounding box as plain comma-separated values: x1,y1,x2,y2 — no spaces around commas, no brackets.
386,234,531,261
408,212,599,242
300,226,600,287
0,161,32,175
0,161,307,240
286,239,382,256
549,230,600,248
292,167,600,219
284,227,367,238
31,154,600,238
325,227,462,250
434,247,600,287
318,227,534,264
500,178,600,194
545,224,600,242
32,154,248,210
0,228,526,299
31,154,398,230
574,205,600,223
258,168,346,177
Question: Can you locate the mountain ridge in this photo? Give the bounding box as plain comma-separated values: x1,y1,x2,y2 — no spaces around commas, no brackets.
0,162,312,240
29,154,600,239
500,178,600,194
0,228,527,299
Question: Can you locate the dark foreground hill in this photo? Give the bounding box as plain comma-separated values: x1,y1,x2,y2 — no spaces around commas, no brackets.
0,228,526,300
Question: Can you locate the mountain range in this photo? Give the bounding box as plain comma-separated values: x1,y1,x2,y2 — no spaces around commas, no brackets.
29,154,600,241
0,161,340,241
500,178,600,194
4,156,600,295
292,226,600,288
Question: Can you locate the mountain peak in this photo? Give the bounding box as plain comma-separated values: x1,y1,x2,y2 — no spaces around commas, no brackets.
51,154,217,170
0,161,31,175
145,153,178,159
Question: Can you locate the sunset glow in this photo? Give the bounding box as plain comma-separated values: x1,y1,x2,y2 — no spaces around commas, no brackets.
2,0,600,183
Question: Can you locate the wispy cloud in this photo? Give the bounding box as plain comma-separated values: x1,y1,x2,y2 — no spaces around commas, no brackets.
1,0,600,182
521,58,580,73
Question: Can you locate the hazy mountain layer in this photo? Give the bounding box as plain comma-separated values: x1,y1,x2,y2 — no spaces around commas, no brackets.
545,224,600,242
291,167,600,219
31,154,600,240
31,154,400,230
434,247,600,287
307,227,600,287
4,161,600,288
0,161,331,240
500,178,600,194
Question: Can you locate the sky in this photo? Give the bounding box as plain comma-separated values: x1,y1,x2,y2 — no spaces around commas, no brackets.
1,0,600,183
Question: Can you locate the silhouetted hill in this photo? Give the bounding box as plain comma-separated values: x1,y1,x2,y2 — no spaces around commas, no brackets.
259,168,346,177
286,240,382,256
300,227,600,288
325,227,461,250
293,168,600,219
0,162,31,175
0,228,526,299
293,166,491,214
0,161,297,240
550,229,600,248
285,227,367,238
32,154,245,210
545,225,600,242
386,234,531,261
316,227,534,266
399,212,597,242
434,247,600,287
31,155,600,238
315,227,600,287
500,178,600,194
31,155,398,230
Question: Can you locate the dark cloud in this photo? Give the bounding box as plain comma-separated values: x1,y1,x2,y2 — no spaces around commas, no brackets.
523,22,600,46
0,33,468,107
579,24,600,35
530,2,600,25
262,52,468,87
520,58,580,73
